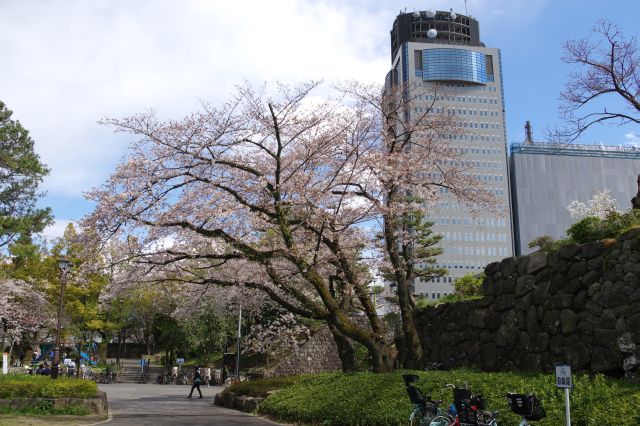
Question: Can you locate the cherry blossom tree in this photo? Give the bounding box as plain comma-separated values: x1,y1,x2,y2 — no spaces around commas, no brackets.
0,278,49,354
85,81,494,371
567,189,621,219
551,20,639,143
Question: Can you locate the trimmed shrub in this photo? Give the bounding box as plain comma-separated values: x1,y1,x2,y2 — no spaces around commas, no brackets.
0,375,98,399
225,375,302,397
258,370,640,426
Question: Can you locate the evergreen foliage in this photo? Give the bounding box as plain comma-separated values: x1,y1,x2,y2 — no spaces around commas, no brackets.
0,101,52,248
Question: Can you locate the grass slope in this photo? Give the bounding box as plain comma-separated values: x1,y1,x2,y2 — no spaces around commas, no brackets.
258,370,640,426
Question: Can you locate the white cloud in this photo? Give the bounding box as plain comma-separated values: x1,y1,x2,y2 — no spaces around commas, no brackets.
0,0,550,202
40,219,75,242
624,132,640,147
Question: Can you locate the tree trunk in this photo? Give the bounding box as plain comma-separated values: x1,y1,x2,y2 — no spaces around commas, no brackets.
396,273,423,369
384,213,424,369
368,339,394,373
327,324,356,373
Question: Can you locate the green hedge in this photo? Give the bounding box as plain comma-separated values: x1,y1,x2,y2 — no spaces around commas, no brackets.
226,375,303,397
0,375,98,399
258,370,640,426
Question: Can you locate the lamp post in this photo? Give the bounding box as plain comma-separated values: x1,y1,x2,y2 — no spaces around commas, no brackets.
51,258,71,379
235,307,242,378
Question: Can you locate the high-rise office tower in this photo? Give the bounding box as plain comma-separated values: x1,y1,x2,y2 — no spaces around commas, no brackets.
387,9,514,299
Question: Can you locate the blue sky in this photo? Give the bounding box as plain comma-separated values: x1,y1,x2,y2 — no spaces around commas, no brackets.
1,0,638,240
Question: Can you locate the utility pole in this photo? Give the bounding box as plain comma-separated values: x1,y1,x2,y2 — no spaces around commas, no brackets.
235,307,242,378
51,258,71,379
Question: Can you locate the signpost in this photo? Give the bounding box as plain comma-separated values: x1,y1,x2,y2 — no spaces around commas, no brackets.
2,353,7,375
176,358,185,366
555,364,572,426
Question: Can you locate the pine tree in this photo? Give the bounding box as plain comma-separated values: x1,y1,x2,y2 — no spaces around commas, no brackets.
0,101,52,247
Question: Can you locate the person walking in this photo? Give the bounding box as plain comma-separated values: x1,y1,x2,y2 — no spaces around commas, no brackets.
186,366,203,399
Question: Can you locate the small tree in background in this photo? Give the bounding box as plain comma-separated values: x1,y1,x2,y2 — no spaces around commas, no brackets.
453,273,484,297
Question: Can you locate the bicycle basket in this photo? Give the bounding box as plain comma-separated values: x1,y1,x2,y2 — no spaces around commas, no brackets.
506,393,546,421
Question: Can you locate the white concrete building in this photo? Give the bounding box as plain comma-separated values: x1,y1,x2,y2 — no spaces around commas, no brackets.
386,9,514,299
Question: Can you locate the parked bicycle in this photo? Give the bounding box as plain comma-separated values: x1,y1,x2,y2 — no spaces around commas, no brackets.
505,393,546,425
402,374,455,426
446,384,498,426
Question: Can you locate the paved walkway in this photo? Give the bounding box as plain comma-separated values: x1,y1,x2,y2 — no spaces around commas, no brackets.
96,383,283,425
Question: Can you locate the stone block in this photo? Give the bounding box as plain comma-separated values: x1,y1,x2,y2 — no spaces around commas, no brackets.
516,256,530,275
608,293,628,308
623,355,638,371
494,295,515,311
594,328,617,347
526,251,547,274
522,353,542,372
502,278,516,294
617,332,636,353
623,272,638,285
515,275,536,296
485,261,501,275
581,241,604,259
581,271,600,286
599,309,616,329
562,278,582,294
587,282,602,297
559,244,580,260
550,294,574,309
567,261,588,279
500,257,517,277
560,309,578,335
482,275,496,296
468,309,489,329
480,343,497,369
551,259,570,273
549,335,564,355
542,310,561,334
563,342,590,371
590,348,623,373
587,257,603,271
526,307,539,335
531,281,550,304
573,290,587,309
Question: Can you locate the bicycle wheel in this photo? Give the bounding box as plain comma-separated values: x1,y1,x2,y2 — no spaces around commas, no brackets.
409,409,429,426
429,415,454,426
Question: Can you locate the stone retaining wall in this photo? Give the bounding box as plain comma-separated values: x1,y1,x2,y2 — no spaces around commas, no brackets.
415,229,640,377
272,326,341,376
0,390,108,416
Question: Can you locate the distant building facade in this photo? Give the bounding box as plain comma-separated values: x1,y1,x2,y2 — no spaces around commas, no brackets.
510,142,640,255
386,10,514,300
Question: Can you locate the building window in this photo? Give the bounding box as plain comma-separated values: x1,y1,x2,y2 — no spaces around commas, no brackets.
414,50,423,71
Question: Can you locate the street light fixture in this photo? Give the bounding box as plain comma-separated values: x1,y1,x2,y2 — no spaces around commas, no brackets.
51,258,71,379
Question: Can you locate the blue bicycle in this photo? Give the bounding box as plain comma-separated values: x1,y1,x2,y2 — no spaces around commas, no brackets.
403,374,455,426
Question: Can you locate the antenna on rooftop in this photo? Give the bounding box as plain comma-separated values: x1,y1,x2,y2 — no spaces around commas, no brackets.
464,0,468,15
525,121,534,144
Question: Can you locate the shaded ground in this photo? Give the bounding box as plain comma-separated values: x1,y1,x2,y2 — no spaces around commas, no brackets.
98,383,282,425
